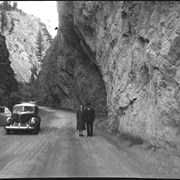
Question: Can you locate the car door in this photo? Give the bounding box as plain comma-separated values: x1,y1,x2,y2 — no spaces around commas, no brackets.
0,107,11,126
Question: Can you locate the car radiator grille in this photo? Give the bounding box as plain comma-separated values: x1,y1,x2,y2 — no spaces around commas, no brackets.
20,114,33,123
12,114,20,122
12,114,34,123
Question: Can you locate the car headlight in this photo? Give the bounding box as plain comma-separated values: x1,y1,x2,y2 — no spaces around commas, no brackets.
30,117,37,124
6,117,12,124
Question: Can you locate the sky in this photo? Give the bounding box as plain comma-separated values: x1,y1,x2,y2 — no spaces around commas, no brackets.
17,1,58,38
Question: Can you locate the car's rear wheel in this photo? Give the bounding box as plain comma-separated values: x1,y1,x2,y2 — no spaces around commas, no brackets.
6,129,10,134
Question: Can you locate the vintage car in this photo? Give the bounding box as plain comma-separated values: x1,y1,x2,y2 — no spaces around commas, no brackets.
4,103,41,134
0,106,11,126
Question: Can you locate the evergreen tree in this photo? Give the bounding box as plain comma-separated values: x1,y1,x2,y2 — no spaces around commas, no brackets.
1,11,7,33
30,73,35,85
2,1,11,11
29,63,38,86
31,63,38,78
29,63,39,99
1,11,5,33
0,1,9,33
35,30,44,62
42,27,53,43
13,1,17,10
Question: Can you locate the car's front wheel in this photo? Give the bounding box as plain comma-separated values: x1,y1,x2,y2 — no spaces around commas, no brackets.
32,128,38,135
37,123,41,131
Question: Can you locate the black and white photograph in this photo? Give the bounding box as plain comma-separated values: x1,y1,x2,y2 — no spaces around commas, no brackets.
0,1,180,178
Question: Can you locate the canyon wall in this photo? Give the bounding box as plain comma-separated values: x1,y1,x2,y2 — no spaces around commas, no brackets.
38,1,180,149
0,5,52,83
37,1,107,113
0,33,18,109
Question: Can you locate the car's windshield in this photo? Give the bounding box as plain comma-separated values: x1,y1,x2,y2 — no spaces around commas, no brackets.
13,106,34,113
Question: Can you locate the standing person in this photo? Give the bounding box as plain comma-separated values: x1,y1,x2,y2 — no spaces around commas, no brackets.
84,102,95,137
76,104,86,136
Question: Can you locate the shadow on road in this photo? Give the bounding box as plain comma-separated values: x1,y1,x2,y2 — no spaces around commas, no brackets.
118,132,144,147
5,130,40,135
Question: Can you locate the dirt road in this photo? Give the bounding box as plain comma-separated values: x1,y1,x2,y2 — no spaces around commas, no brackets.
0,106,180,178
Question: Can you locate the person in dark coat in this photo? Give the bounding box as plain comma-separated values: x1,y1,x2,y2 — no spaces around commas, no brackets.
76,104,86,136
84,102,95,137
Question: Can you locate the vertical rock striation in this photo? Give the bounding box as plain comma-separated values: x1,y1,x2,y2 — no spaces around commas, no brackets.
38,1,180,149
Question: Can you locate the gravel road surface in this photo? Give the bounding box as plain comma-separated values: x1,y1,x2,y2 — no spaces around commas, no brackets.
0,106,180,178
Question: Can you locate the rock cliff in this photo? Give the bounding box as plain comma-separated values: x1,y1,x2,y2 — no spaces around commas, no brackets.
0,4,52,82
0,33,18,108
38,1,180,149
37,1,107,113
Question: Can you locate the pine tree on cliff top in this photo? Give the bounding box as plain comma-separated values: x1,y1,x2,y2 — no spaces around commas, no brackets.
12,1,17,10
2,1,11,10
0,1,9,34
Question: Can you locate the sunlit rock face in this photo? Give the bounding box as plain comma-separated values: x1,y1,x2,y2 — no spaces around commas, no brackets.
0,7,52,82
0,34,18,106
74,1,180,149
39,1,180,148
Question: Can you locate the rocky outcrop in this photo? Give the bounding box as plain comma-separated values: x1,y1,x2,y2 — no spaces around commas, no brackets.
37,1,107,113
0,33,18,108
0,5,52,82
38,1,180,149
